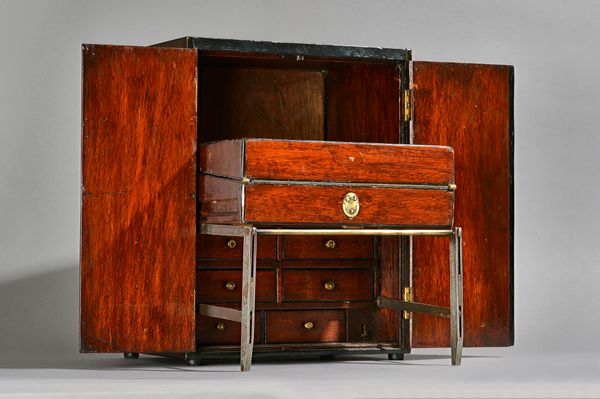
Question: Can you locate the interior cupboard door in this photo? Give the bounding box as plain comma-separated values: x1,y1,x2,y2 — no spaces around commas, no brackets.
411,61,514,347
80,45,198,352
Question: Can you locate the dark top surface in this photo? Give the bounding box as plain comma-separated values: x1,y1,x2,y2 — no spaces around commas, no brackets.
156,36,410,61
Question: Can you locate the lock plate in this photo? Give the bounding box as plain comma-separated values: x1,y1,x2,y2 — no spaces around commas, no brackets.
342,192,360,218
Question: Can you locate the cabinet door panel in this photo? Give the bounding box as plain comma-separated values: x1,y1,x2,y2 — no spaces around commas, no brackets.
411,61,513,347
81,45,197,352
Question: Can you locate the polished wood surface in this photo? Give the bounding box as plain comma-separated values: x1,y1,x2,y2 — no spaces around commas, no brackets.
244,184,454,227
282,236,374,260
198,140,243,179
197,310,261,345
282,269,373,302
266,310,346,343
198,235,277,259
411,61,513,347
326,64,400,143
199,67,324,143
199,139,454,184
244,140,454,184
197,270,276,303
80,45,197,352
198,174,241,224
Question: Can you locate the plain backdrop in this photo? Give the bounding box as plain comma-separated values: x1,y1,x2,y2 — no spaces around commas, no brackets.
0,0,599,383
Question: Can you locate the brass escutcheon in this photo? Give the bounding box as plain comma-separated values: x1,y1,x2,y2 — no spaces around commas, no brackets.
225,281,236,291
303,321,314,330
342,192,360,218
324,281,336,291
226,239,237,249
216,322,226,332
324,239,336,249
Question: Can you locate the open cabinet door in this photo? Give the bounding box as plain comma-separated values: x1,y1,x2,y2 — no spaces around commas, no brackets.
411,61,514,347
81,45,197,352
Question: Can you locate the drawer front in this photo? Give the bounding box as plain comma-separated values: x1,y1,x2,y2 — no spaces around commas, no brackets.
197,235,276,259
244,184,453,227
283,235,373,259
197,270,276,303
266,310,346,344
197,310,261,346
282,269,373,302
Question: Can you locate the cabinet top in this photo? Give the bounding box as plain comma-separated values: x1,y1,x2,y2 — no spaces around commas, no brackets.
154,36,410,61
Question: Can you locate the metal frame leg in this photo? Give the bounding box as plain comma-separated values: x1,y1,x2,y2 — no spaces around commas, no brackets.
240,226,258,371
450,227,464,365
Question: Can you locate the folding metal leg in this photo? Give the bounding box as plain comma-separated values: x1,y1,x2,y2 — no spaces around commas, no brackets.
240,226,258,372
450,227,464,365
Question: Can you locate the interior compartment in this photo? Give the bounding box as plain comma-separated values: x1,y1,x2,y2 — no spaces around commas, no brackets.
196,51,405,349
198,52,401,144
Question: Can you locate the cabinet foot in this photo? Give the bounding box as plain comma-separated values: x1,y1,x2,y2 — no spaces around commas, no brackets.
185,358,199,366
123,352,139,359
388,353,404,361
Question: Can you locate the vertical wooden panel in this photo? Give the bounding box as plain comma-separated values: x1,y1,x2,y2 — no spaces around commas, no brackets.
81,45,197,352
326,63,400,143
411,62,513,347
198,67,324,142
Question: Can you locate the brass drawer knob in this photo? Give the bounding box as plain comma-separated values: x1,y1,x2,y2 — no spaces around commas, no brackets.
303,321,314,330
226,239,237,249
324,239,336,249
225,281,236,291
216,322,226,332
324,281,336,291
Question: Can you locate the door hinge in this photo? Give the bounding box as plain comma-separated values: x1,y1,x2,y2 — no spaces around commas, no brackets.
402,286,414,320
403,89,413,122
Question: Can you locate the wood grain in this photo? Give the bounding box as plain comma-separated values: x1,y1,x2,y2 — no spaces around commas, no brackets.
244,184,454,227
199,140,243,178
266,310,346,343
326,63,400,143
197,309,261,346
196,269,276,303
197,235,277,260
411,61,513,347
283,235,374,260
198,175,241,224
325,63,404,349
80,45,197,352
244,140,454,184
282,269,373,302
198,67,325,143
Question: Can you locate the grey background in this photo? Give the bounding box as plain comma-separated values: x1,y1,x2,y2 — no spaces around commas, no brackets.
0,0,598,367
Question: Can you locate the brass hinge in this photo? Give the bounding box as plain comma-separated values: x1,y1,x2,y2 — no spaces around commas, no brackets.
402,287,414,320
402,89,412,122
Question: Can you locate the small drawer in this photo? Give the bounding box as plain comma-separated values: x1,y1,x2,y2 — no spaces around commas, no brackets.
197,309,261,346
266,310,346,344
197,235,276,260
282,269,372,302
196,270,276,303
283,235,374,259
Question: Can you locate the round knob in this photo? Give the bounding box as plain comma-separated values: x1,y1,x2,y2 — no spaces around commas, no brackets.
303,321,314,330
324,239,336,249
324,281,336,291
216,322,226,332
225,281,236,291
226,239,237,249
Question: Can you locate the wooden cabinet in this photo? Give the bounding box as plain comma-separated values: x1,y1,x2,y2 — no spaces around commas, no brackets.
80,37,514,362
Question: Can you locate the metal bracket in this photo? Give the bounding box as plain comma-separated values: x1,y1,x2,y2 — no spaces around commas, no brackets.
403,89,413,121
377,295,450,318
402,287,414,320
